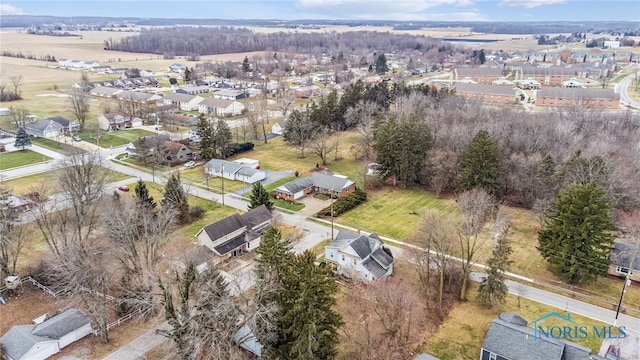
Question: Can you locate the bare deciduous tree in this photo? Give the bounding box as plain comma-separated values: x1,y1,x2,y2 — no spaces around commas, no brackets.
69,89,91,131
311,128,331,166
456,188,503,301
8,106,29,128
10,75,22,97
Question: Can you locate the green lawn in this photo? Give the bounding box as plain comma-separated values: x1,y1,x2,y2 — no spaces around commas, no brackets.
424,283,606,359
272,199,305,211
336,188,457,240
76,128,156,148
0,150,52,170
2,166,131,195
31,137,85,156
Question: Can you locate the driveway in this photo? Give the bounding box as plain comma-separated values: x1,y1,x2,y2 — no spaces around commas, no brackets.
600,331,640,360
233,169,295,195
298,196,331,217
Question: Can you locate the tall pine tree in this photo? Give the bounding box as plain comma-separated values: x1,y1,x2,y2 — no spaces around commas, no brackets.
248,182,273,211
13,126,31,150
478,224,512,307
196,114,216,161
162,173,189,224
458,130,501,199
538,182,615,284
134,179,156,212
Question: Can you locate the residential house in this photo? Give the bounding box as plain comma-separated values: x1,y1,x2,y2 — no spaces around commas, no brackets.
98,112,143,131
271,119,287,135
25,119,64,138
47,116,80,133
561,78,585,88
140,69,154,77
90,86,123,98
198,98,245,117
213,89,246,100
168,63,187,73
195,205,271,264
0,194,32,213
116,90,162,105
325,230,394,283
125,134,172,156
157,141,193,164
452,67,505,85
176,85,211,95
294,85,321,98
272,171,356,201
480,312,606,360
162,93,204,111
609,242,640,282
204,159,266,184
0,308,92,360
532,88,619,109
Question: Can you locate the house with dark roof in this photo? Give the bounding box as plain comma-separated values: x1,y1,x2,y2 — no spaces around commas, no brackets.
44,117,79,133
481,313,606,360
0,308,92,360
204,158,266,184
325,230,394,283
273,171,356,201
25,119,64,139
157,141,193,164
609,242,640,282
195,205,271,264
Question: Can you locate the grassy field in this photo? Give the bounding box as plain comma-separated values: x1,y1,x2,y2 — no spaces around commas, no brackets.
335,187,458,240
75,128,156,148
424,284,607,360
2,167,131,195
0,150,52,170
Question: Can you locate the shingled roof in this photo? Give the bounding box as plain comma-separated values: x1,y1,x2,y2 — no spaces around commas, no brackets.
197,205,271,256
326,230,393,280
275,171,355,195
482,312,596,360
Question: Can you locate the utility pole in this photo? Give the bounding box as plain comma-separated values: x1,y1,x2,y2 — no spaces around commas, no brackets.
615,254,636,326
330,193,334,239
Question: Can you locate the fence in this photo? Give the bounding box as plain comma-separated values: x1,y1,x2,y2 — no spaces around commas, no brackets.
91,307,150,336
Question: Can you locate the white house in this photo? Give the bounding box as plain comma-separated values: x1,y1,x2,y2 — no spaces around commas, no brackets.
0,308,92,360
325,230,394,283
195,205,271,264
204,158,266,184
98,112,143,131
168,63,187,73
271,119,287,135
25,119,64,138
213,89,246,100
162,93,204,111
198,98,245,117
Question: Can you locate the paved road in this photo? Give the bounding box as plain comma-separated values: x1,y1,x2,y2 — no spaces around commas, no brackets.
616,72,640,109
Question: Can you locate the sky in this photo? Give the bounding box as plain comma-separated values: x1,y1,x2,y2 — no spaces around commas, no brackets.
0,0,638,22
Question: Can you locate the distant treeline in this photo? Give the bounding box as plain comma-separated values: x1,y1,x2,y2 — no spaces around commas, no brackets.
106,27,444,56
0,50,57,62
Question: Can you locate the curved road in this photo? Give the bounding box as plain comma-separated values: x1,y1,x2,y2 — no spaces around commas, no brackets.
616,67,640,109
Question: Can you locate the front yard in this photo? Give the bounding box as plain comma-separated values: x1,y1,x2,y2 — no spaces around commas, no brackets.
76,128,156,148
0,149,52,170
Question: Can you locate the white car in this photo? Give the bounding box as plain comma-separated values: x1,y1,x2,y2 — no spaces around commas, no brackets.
184,161,196,168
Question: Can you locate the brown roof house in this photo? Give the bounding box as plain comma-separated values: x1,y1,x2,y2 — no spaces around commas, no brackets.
155,141,193,165
195,205,271,265
272,171,356,201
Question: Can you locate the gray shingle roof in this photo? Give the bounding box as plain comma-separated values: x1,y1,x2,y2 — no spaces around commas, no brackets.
362,257,387,279
537,87,619,100
326,230,393,279
610,242,640,270
0,325,43,360
26,119,63,132
240,205,271,230
205,159,244,175
32,308,91,338
201,213,246,243
482,312,593,360
276,172,354,195
214,233,246,255
452,83,518,96
200,205,270,256
164,92,199,103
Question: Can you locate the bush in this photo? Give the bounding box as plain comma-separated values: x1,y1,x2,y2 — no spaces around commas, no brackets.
188,206,206,221
316,189,367,217
229,142,254,156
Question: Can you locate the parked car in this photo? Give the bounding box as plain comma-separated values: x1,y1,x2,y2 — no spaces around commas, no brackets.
72,135,81,142
118,185,130,192
155,125,163,131
184,161,196,168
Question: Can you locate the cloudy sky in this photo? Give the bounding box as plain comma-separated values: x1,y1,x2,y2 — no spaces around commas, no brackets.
1,0,638,21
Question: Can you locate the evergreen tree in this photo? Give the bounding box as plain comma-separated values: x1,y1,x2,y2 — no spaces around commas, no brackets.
375,53,389,74
196,114,216,161
537,182,615,284
214,119,233,159
458,130,502,199
276,251,342,359
373,114,433,186
13,126,31,150
534,154,560,201
248,182,273,211
478,225,512,307
242,56,251,73
162,173,189,224
134,179,156,212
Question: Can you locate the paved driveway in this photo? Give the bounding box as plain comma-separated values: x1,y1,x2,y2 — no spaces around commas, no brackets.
298,196,331,217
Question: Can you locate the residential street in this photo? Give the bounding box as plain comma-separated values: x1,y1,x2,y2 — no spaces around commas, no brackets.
615,66,640,109
4,139,639,359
